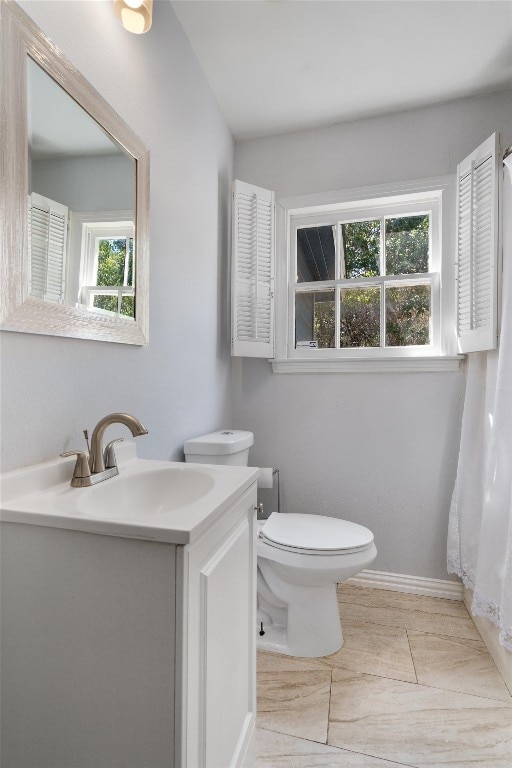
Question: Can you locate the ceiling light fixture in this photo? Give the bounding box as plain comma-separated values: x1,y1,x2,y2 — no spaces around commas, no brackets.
113,0,153,35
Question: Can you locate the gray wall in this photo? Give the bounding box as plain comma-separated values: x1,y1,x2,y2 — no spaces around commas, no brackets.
31,154,134,212
1,0,234,470
235,91,512,197
233,90,512,580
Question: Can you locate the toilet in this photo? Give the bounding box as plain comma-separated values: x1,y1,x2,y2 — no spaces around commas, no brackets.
184,430,377,658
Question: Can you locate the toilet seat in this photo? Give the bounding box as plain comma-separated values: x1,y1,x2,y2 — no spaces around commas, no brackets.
259,512,374,556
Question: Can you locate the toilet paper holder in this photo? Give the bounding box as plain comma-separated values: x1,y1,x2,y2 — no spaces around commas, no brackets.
257,468,280,519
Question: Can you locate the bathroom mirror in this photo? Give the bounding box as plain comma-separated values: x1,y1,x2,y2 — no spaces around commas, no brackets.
0,0,149,344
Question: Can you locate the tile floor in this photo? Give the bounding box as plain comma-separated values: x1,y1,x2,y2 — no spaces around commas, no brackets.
255,584,512,767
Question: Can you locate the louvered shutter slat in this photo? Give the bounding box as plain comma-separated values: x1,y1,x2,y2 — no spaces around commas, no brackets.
456,134,499,353
232,180,275,357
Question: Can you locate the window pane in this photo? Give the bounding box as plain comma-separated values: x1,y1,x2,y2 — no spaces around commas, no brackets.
386,284,430,346
97,238,127,286
385,215,429,275
297,226,335,282
93,294,118,313
340,287,380,347
341,220,380,278
295,290,335,348
121,295,135,319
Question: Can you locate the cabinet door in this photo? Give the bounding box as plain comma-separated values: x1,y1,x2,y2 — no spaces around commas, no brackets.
177,484,257,768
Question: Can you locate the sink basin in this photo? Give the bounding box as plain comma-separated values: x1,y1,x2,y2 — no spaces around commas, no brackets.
73,467,215,519
1,444,259,545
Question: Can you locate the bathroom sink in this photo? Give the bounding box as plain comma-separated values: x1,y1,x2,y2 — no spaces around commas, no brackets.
0,443,259,545
73,466,215,519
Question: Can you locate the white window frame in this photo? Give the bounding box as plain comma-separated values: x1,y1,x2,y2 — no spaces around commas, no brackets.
273,177,462,373
79,221,135,316
66,209,136,312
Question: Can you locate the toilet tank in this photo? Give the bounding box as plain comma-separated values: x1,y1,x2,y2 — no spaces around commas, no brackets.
184,430,254,466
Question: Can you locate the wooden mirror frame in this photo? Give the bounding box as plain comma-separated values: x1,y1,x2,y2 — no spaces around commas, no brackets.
0,0,150,345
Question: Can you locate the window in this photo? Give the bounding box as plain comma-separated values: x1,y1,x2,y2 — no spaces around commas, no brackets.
290,198,439,357
232,177,465,372
290,210,439,354
232,139,500,372
79,220,135,319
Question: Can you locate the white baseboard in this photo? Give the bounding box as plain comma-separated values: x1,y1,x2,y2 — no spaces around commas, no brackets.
347,569,463,600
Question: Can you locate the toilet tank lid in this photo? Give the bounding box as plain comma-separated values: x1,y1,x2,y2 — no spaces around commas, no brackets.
184,430,254,456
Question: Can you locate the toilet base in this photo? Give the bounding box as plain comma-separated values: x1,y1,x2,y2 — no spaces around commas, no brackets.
257,565,343,657
257,621,344,658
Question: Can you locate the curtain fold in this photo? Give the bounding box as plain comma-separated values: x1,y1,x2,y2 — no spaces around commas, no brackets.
448,155,512,651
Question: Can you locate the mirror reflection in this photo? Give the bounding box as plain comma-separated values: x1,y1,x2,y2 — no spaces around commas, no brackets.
27,57,137,319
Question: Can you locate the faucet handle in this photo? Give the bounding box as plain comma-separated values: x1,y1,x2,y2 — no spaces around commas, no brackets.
60,451,91,479
104,438,124,469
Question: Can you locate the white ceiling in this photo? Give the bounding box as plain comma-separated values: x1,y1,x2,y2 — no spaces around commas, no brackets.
28,57,122,159
172,0,512,140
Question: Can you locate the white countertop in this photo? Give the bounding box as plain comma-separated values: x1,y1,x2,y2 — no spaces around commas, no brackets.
0,442,259,545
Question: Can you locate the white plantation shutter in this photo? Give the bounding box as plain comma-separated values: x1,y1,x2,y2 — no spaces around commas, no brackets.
29,193,68,303
456,134,499,353
232,180,275,357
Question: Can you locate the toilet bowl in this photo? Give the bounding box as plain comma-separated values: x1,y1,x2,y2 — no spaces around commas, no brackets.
257,512,376,657
184,430,377,658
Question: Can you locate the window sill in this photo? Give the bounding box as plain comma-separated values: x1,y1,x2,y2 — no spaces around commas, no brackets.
270,356,464,374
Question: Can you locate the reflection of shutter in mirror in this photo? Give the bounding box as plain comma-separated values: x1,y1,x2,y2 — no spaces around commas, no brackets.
29,192,68,303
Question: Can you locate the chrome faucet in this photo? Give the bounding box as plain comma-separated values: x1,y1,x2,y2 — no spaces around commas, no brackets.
61,412,148,487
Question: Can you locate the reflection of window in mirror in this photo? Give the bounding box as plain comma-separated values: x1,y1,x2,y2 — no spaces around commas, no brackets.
78,219,135,319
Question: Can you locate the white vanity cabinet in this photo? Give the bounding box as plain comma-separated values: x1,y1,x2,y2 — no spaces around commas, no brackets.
0,455,258,768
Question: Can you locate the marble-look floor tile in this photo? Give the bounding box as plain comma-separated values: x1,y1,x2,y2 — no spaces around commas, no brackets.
255,727,414,767
338,585,480,640
257,670,332,744
407,630,512,703
328,668,512,767
257,649,327,674
320,620,417,683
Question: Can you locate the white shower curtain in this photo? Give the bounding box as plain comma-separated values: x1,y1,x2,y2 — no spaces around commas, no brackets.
448,154,512,651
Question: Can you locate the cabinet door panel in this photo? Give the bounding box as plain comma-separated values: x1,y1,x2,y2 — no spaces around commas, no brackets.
179,485,257,768
202,520,253,766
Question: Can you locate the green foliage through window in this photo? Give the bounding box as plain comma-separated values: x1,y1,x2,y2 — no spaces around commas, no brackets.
93,237,135,319
386,285,430,346
341,220,380,278
313,299,335,348
340,288,380,347
386,216,429,275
